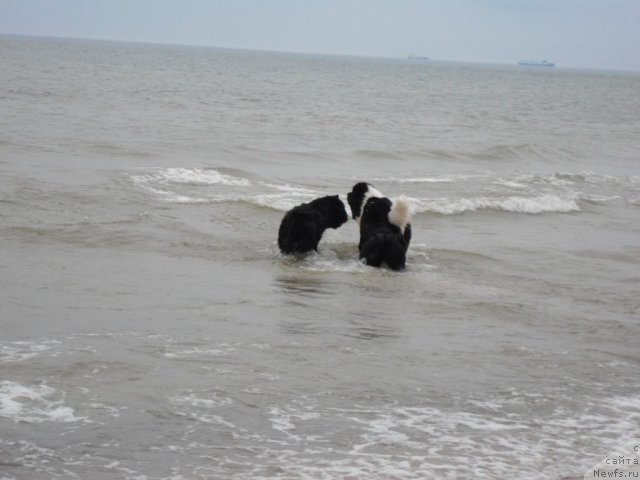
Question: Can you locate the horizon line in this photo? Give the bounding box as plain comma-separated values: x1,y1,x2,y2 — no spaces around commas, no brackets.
2,32,639,74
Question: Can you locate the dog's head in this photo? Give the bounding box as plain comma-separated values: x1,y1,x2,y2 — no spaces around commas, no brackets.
361,196,393,224
326,195,349,228
347,182,383,222
309,195,349,228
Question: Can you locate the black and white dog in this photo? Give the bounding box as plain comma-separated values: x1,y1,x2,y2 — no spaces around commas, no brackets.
278,195,348,254
347,182,412,270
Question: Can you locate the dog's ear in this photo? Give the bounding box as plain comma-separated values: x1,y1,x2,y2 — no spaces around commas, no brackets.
352,182,368,195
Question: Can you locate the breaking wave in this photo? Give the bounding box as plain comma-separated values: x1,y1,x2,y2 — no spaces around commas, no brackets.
126,168,637,215
411,194,580,215
129,167,252,187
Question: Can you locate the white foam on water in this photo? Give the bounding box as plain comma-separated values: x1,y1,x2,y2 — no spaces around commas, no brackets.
494,179,529,189
381,171,637,200
250,193,317,211
286,240,434,274
260,182,322,195
269,406,321,438
0,381,85,423
250,183,323,210
128,168,635,212
87,402,123,418
294,250,370,273
411,194,580,215
581,194,622,204
164,193,209,204
163,188,321,210
354,171,630,216
163,346,233,359
380,174,482,183
381,171,592,187
128,182,208,204
608,394,640,413
170,391,233,409
128,168,329,209
500,172,624,187
127,167,251,204
131,168,252,187
299,256,369,273
231,391,640,480
0,340,59,363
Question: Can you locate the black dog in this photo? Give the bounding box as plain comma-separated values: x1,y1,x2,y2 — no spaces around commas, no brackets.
278,195,348,254
347,182,412,270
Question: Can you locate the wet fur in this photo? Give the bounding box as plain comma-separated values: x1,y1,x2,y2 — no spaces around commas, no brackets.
278,195,348,254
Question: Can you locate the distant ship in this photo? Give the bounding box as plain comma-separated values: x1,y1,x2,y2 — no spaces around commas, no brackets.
408,54,429,60
518,59,555,67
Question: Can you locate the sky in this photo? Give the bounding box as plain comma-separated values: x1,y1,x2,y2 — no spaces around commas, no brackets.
0,0,639,71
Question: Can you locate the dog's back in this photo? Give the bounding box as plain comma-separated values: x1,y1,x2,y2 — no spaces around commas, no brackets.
278,195,348,254
278,206,323,254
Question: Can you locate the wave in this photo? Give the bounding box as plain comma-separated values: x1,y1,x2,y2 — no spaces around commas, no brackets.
229,391,640,480
157,190,322,211
375,171,638,215
129,167,252,187
127,168,636,215
248,192,319,211
127,167,323,210
133,184,210,204
353,148,467,162
410,194,580,215
379,174,479,184
356,144,593,164
384,171,632,187
471,143,545,161
140,189,579,216
0,381,85,423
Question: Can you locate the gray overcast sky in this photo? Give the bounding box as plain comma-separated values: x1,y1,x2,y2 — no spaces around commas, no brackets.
1,0,639,70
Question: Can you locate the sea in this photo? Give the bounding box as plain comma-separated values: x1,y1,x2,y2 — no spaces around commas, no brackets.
1,35,639,480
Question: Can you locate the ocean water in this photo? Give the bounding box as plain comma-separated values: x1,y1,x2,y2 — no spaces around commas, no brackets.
1,35,639,480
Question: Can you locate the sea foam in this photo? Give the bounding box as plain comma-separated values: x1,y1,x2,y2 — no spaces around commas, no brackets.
411,194,580,215
136,168,252,186
0,341,59,363
0,381,84,423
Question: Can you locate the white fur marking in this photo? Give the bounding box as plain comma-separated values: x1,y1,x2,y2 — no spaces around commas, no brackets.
338,196,349,215
368,186,384,198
